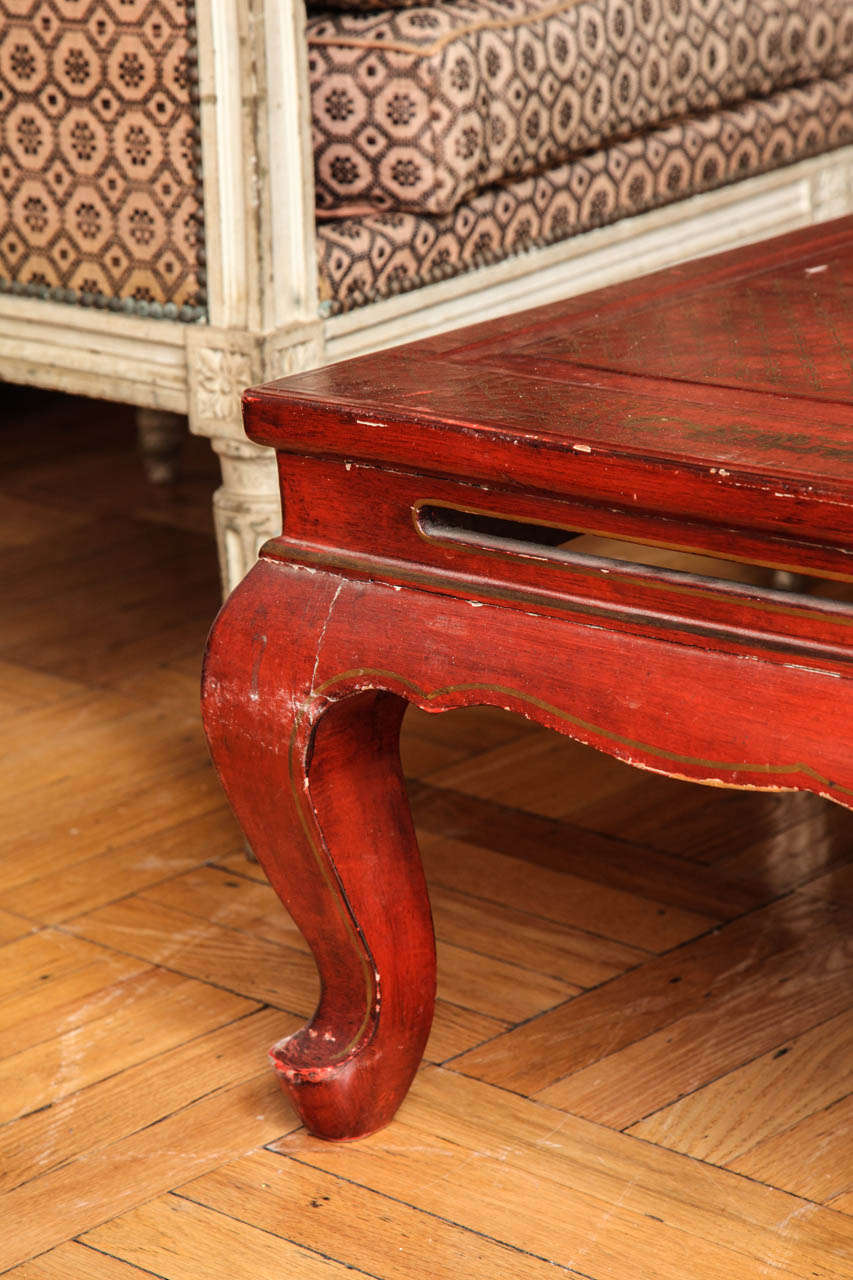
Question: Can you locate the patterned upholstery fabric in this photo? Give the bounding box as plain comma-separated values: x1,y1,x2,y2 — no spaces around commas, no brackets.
309,0,435,10
0,0,204,318
309,0,853,216
316,71,853,310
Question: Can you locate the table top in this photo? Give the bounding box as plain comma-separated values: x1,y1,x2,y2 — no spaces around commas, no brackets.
246,217,853,550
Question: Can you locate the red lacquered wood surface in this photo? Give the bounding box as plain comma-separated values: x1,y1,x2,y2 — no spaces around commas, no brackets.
247,217,853,556
202,574,436,1141
203,217,853,1140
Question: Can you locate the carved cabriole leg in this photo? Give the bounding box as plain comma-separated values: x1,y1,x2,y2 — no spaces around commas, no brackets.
136,408,186,484
209,437,282,595
201,561,437,1140
203,556,853,1140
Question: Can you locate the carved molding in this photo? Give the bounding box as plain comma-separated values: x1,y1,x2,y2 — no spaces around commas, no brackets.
0,293,189,411
195,347,255,421
213,481,282,595
186,322,326,438
809,153,853,219
186,327,263,437
263,321,325,380
210,433,281,594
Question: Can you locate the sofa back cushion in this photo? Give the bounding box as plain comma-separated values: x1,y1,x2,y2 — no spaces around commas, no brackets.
309,0,853,216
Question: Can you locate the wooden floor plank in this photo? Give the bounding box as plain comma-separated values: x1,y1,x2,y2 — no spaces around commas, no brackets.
109,662,207,713
429,883,641,989
139,863,306,945
1,739,226,896
81,1195,379,1280
0,703,211,814
400,705,538,780
627,1010,853,1163
0,755,213,867
568,781,846,865
727,1093,853,1206
0,693,138,795
63,887,504,1066
0,1007,289,1195
420,834,713,953
537,918,853,1127
3,810,243,926
399,725,480,779
0,553,208,686
0,516,189,602
0,658,87,716
138,864,580,1014
425,1000,510,1063
64,897,322,1012
0,968,257,1124
424,732,643,821
30,604,214,692
424,1001,510,1064
210,849,648,989
273,1068,852,1280
405,703,538,756
451,894,851,1095
712,803,853,892
0,931,130,1003
408,779,766,918
0,491,96,550
420,724,843,871
831,1190,853,1217
5,1241,161,1280
797,861,853,907
177,1148,585,1279
0,1073,294,1273
135,863,577,1021
436,938,578,1022
0,907,35,944
0,949,149,1062
0,537,208,654
138,863,581,1024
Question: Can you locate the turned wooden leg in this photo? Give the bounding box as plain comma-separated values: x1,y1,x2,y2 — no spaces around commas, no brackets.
201,563,436,1139
209,437,282,595
136,408,185,483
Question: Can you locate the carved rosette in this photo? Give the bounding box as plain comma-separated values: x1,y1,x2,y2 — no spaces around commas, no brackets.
186,329,261,437
195,345,253,420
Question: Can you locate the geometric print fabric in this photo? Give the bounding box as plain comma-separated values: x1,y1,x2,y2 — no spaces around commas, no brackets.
309,0,853,217
3,0,850,325
0,0,204,318
316,71,853,311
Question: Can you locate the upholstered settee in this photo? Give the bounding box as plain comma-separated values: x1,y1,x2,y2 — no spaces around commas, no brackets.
309,0,852,312
0,0,851,592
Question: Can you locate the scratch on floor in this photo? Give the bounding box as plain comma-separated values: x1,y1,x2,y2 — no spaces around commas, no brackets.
565,1171,641,1272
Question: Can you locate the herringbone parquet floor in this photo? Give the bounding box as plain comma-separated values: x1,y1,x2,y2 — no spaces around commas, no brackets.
2,387,853,1278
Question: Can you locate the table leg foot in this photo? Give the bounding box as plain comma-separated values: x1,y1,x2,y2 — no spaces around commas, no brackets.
202,567,436,1140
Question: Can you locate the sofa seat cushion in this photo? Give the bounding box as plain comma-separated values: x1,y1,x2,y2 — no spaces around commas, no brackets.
309,0,852,217
316,71,853,308
309,0,440,10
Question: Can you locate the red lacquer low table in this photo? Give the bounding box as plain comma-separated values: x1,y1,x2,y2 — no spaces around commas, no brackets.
202,218,853,1141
